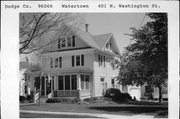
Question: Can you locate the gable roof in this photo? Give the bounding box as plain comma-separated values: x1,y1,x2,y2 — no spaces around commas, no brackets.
92,33,112,49
46,24,120,55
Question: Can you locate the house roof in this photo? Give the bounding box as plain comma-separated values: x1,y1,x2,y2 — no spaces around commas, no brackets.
92,33,112,50
46,24,120,55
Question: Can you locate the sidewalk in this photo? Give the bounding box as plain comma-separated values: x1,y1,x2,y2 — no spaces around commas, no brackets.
20,110,154,119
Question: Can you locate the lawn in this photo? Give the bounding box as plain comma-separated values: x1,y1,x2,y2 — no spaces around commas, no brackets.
20,102,168,118
20,112,99,118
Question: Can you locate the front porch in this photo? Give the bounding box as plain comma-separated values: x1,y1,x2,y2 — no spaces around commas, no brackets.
33,73,92,98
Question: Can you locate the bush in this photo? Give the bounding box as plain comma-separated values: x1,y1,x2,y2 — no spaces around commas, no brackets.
20,96,25,102
46,98,81,104
123,93,132,101
46,98,61,103
104,88,121,101
83,98,94,103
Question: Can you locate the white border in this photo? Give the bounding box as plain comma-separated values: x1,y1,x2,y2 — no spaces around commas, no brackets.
1,1,179,119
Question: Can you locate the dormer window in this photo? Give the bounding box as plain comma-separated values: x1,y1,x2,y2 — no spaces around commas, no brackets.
105,42,112,51
58,36,75,49
67,37,72,47
61,38,66,48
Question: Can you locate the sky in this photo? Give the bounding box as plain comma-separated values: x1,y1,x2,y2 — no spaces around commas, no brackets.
84,13,149,54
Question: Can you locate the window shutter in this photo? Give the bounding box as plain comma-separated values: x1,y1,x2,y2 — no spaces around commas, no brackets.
72,56,74,67
81,55,84,66
72,36,75,47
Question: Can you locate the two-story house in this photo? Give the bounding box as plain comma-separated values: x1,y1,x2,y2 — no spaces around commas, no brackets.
30,24,122,99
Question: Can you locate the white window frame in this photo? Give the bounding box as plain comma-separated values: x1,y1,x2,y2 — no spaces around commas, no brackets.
72,54,84,67
81,74,90,90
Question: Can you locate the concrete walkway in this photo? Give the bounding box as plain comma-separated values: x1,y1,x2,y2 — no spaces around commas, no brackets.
20,110,154,119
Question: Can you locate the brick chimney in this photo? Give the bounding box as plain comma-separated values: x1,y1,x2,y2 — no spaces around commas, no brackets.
85,24,89,32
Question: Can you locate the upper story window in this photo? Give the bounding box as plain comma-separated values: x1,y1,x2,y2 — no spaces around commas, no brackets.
72,54,84,67
67,37,72,47
59,57,62,68
50,58,53,68
51,57,62,68
58,36,75,49
105,42,112,51
76,55,80,66
98,54,105,67
61,38,66,48
54,58,58,68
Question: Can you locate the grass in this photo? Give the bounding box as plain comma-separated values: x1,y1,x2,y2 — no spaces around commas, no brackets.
20,102,168,117
20,112,99,118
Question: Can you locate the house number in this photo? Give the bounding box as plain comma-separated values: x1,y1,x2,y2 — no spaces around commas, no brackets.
98,4,107,8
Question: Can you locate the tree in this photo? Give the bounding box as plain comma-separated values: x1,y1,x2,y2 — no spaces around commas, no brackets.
113,13,168,103
19,13,84,54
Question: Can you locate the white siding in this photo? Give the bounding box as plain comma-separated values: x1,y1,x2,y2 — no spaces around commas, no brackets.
42,49,94,75
93,52,119,97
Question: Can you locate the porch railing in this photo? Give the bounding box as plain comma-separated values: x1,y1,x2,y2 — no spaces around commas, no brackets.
53,90,90,97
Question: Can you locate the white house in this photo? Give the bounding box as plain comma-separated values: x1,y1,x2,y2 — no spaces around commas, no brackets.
26,24,148,100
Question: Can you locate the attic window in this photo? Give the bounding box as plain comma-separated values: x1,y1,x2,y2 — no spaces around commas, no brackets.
67,37,72,47
106,42,112,51
61,38,66,48
58,36,75,49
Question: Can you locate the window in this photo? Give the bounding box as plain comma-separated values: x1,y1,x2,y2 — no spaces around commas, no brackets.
100,78,105,82
111,79,115,88
67,37,72,47
50,58,53,68
72,55,84,67
58,36,75,48
61,38,66,48
58,75,64,90
59,57,62,68
109,43,112,50
72,36,75,47
65,75,70,90
71,75,77,90
98,54,105,67
103,56,105,67
58,39,61,49
72,56,75,67
76,55,80,66
98,54,101,66
81,75,89,90
54,58,58,68
81,55,84,66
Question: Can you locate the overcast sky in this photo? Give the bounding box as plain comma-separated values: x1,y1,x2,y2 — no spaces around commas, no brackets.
84,13,149,54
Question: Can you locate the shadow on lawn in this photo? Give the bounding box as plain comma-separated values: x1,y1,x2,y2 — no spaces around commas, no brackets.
89,106,168,116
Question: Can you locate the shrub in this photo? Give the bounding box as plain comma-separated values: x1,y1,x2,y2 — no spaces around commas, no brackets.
72,98,81,103
83,98,94,103
46,98,61,103
123,93,132,101
104,88,121,101
46,98,81,104
20,96,25,102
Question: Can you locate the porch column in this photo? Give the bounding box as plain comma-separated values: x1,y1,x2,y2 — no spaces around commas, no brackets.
51,76,53,92
77,74,81,98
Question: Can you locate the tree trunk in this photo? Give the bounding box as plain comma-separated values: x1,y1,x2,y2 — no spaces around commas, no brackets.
158,85,162,103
